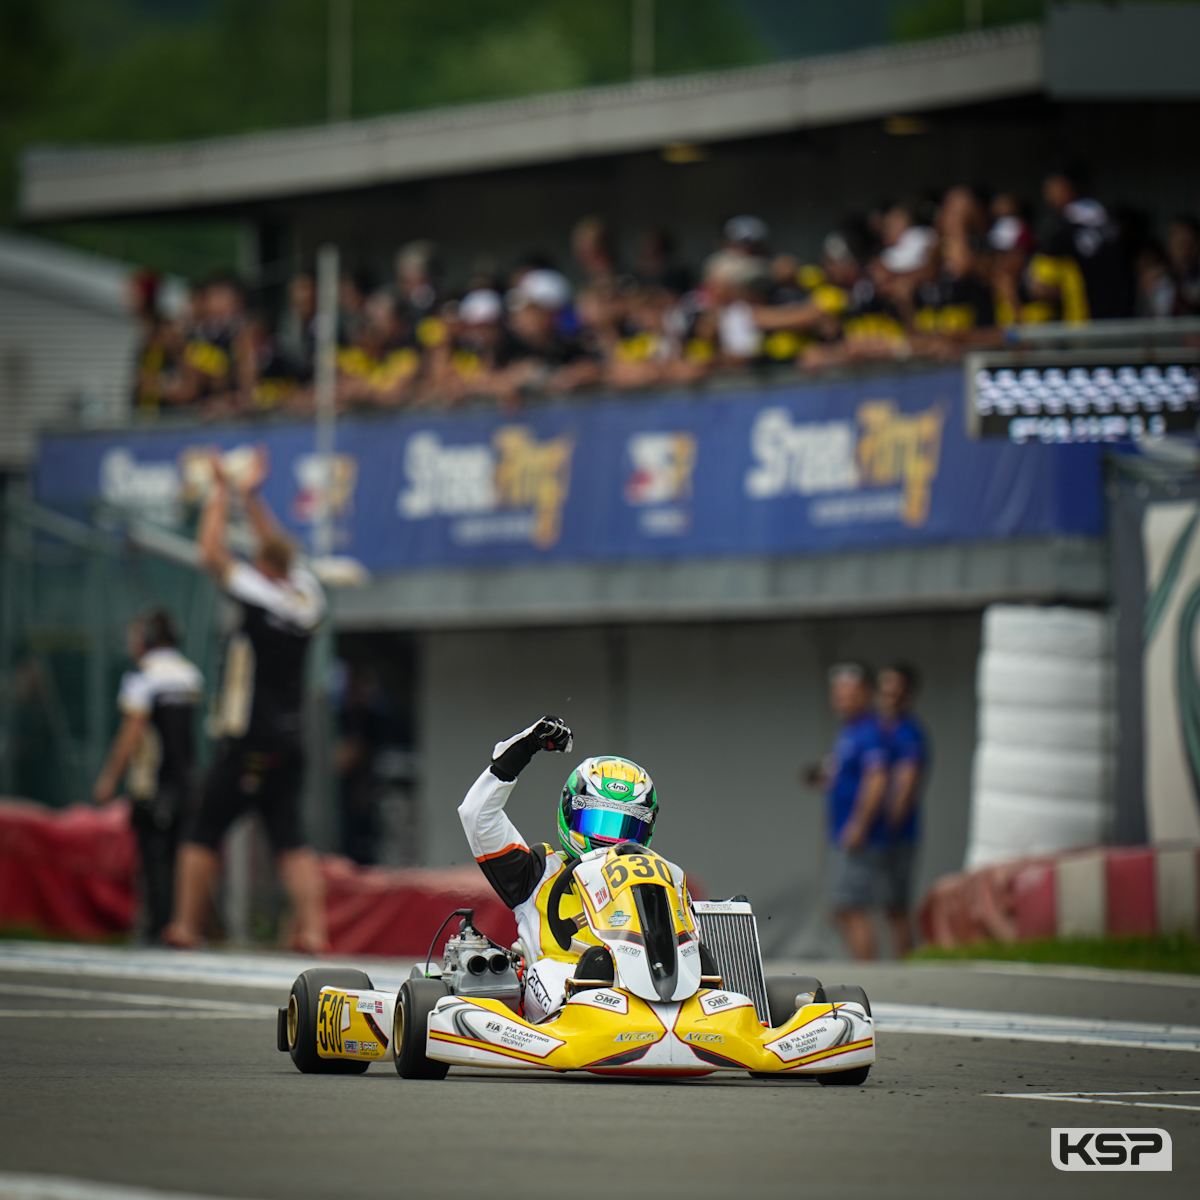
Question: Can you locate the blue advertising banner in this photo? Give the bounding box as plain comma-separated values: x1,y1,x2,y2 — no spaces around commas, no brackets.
34,369,1103,572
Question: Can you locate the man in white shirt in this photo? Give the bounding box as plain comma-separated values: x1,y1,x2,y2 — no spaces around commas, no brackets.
93,609,203,942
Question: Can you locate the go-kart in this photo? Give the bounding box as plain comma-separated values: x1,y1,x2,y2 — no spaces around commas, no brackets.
277,842,874,1083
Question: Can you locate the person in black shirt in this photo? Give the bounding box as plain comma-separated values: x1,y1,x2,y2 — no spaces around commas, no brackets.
93,610,203,942
1042,170,1135,320
164,448,329,952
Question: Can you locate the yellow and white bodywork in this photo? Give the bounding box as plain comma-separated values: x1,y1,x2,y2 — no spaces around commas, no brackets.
426,988,873,1076
423,845,874,1076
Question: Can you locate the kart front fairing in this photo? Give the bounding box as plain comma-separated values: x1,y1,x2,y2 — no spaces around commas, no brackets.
425,987,875,1076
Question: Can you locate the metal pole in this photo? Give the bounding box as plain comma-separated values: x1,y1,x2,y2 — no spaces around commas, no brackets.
305,243,339,854
632,0,655,80
313,243,339,560
328,0,352,122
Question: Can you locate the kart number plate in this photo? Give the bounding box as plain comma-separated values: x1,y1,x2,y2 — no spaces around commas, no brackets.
603,855,672,894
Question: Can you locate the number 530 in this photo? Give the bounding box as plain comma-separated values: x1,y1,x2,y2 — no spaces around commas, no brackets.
604,855,672,891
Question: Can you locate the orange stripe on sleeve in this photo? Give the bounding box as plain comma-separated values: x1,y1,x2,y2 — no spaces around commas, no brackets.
475,842,528,863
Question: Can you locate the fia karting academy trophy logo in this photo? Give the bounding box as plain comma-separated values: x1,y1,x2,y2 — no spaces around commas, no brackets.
1051,1128,1172,1171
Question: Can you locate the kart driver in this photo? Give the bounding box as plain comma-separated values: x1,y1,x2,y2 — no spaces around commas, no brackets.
458,716,658,1023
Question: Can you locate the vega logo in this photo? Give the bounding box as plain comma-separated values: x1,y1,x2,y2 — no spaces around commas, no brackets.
1052,1129,1171,1172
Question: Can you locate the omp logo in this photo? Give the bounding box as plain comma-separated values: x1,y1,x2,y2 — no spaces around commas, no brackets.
744,400,944,528
614,1032,656,1042
593,992,621,1007
682,1032,725,1043
398,425,574,548
1052,1129,1172,1172
706,994,731,1009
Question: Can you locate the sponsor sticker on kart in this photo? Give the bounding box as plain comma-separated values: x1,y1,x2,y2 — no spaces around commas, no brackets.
356,996,386,1015
608,910,631,927
698,991,753,1016
613,1031,657,1042
567,988,629,1015
765,1023,828,1063
682,1032,725,1044
467,1012,565,1059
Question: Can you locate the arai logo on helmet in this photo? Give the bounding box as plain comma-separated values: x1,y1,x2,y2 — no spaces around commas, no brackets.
606,780,630,794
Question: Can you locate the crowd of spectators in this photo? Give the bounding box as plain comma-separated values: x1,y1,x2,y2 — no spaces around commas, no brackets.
132,167,1200,417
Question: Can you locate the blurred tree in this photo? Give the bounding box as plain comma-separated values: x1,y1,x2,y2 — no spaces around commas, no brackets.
0,0,65,124
891,0,1044,41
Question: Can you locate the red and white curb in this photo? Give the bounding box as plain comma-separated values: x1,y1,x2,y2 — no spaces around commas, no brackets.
1014,844,1200,940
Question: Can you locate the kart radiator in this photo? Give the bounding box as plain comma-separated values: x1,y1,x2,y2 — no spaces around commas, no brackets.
692,898,770,1024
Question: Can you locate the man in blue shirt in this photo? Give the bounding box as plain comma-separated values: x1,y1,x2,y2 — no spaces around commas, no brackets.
877,663,928,958
823,661,889,960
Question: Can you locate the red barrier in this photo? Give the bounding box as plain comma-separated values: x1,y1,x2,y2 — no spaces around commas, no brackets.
0,798,519,953
321,857,517,956
0,799,137,940
1013,860,1057,941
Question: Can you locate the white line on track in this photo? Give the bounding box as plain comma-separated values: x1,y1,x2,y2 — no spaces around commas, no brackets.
872,1003,1200,1052
0,982,275,1012
986,1090,1200,1113
0,943,413,991
910,960,1200,990
0,1173,259,1200
0,1010,268,1019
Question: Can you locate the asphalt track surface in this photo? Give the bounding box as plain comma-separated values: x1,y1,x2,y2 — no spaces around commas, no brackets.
1,945,1198,1200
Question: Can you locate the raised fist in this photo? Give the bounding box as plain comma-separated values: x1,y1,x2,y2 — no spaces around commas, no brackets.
490,715,575,781
533,715,573,754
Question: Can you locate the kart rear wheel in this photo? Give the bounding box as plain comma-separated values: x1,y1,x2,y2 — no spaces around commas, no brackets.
763,974,825,1028
816,984,872,1087
394,978,450,1080
286,967,375,1075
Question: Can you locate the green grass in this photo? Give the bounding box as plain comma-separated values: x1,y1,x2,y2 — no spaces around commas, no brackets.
911,933,1200,975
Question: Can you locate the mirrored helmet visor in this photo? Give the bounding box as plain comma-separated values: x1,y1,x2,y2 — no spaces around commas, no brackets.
568,802,652,847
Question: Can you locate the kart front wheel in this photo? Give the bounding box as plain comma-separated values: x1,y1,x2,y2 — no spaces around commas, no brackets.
394,978,450,1080
817,1064,871,1086
816,983,872,1087
286,967,374,1075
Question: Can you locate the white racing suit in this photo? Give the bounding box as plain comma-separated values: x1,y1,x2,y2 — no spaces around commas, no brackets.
458,767,602,1023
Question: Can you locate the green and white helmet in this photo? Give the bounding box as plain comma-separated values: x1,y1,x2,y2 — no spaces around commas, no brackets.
558,756,658,856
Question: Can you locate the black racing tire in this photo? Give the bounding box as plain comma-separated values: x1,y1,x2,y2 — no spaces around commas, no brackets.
822,983,872,1017
817,1064,871,1086
763,974,825,1028
286,967,375,1075
816,983,872,1087
394,978,451,1080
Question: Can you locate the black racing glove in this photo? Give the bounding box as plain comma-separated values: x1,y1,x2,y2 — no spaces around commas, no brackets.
489,716,574,782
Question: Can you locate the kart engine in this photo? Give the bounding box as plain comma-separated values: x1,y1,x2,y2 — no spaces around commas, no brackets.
433,912,521,1010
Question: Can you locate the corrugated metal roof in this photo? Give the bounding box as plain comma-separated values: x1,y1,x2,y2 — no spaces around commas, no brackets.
19,25,1043,221
0,232,131,317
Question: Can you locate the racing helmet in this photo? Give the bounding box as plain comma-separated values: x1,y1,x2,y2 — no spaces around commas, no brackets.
558,756,658,856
